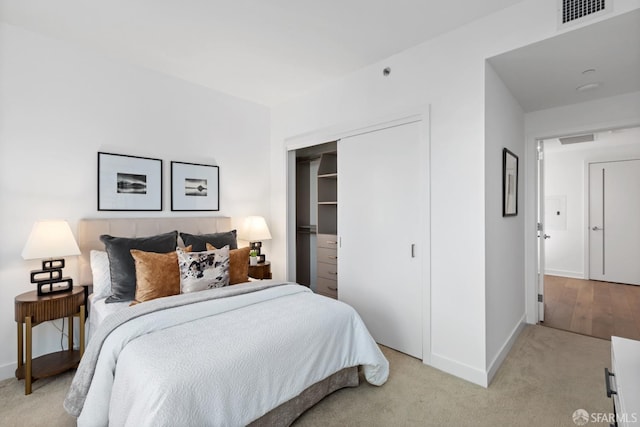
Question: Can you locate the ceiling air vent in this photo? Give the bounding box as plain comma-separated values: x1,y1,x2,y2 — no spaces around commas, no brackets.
559,134,595,144
560,0,611,26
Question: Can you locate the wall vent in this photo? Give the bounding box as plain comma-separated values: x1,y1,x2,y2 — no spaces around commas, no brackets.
559,0,611,26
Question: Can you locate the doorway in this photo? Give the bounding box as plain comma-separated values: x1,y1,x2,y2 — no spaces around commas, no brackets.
538,127,640,340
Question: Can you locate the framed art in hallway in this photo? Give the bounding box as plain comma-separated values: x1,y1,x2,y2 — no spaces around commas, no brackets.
502,148,518,217
171,161,220,211
98,152,163,211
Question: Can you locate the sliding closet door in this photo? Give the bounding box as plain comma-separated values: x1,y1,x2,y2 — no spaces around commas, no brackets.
338,121,423,359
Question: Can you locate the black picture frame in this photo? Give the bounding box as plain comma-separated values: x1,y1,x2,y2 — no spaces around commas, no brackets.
97,152,163,211
502,148,518,217
171,161,220,211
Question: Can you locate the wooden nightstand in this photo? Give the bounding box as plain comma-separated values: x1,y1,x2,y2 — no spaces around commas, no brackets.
248,261,272,280
15,287,86,395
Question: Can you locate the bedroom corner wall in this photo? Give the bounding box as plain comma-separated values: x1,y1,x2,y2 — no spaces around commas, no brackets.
0,23,271,380
484,63,526,382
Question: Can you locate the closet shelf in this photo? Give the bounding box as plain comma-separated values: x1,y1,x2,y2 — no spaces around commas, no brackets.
317,150,338,242
318,173,337,179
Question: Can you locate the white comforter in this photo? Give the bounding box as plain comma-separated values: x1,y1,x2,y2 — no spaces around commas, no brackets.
69,282,388,426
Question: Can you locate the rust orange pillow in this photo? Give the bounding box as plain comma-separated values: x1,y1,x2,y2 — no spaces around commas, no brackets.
206,243,250,285
130,246,191,304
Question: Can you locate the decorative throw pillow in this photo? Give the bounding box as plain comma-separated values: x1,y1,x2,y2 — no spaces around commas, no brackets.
100,231,179,303
177,246,230,293
179,230,238,252
206,243,250,285
130,246,192,304
90,250,112,301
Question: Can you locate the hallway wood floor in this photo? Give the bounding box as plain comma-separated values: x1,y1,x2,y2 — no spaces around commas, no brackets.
542,275,640,341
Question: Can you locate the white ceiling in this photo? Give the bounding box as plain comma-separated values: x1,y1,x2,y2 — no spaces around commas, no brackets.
0,0,527,106
488,9,640,113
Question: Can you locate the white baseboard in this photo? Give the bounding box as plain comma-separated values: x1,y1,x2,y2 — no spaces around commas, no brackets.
0,361,15,382
428,315,526,388
544,269,584,279
429,353,490,388
486,315,526,385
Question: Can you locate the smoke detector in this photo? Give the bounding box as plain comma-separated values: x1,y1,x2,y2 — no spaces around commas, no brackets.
576,68,601,92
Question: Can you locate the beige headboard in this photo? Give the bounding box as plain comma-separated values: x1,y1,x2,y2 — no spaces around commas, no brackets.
77,217,232,285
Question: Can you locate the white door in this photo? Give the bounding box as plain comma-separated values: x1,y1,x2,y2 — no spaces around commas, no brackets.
338,121,423,359
589,160,640,285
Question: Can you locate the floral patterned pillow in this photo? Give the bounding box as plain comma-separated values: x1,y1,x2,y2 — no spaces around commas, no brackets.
177,246,230,293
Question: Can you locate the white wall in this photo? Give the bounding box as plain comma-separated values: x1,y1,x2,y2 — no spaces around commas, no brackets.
484,63,526,380
544,127,640,278
0,23,271,380
271,0,640,386
526,92,640,138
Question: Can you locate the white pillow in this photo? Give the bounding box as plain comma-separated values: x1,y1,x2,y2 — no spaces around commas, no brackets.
90,250,112,301
177,246,230,293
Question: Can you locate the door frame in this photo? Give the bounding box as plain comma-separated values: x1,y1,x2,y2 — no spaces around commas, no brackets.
536,139,545,322
525,121,640,324
283,106,431,363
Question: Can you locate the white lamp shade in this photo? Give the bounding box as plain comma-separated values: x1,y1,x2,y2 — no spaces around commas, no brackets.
237,216,272,241
21,220,81,260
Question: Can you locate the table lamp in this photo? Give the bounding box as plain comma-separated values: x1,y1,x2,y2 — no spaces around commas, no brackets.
238,216,272,263
21,220,81,295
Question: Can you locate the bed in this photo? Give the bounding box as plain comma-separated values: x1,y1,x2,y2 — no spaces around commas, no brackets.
64,217,388,426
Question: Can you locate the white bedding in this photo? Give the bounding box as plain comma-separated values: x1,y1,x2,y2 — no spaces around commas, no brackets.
87,279,258,341
87,294,129,341
69,281,388,426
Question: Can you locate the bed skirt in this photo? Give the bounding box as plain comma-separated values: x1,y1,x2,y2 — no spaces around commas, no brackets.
249,366,359,426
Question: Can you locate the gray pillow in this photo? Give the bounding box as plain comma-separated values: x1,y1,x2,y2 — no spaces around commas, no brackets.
100,231,178,303
179,230,237,252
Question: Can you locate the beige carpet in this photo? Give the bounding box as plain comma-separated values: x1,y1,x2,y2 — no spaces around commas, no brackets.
0,325,612,427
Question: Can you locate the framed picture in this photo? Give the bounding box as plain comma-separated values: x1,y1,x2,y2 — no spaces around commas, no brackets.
171,161,220,211
502,148,518,217
98,152,163,211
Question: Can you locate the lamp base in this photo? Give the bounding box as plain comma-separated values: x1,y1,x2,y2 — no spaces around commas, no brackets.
36,278,73,296
30,258,73,296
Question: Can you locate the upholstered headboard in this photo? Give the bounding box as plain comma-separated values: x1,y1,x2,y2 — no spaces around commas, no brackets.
77,217,232,285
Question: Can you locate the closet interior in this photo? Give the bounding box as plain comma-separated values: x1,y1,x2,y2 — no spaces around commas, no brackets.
295,141,338,298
